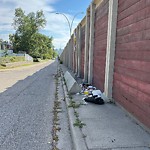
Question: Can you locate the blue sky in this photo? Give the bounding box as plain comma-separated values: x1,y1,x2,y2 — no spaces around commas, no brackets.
0,0,92,49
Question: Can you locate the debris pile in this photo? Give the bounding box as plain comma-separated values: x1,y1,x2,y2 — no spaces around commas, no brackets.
79,83,105,105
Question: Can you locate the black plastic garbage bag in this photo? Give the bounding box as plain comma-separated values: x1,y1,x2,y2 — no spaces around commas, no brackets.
84,96,104,105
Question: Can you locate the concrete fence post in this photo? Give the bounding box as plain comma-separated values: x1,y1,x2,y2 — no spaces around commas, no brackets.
76,27,79,75
104,0,118,100
68,42,70,69
77,24,82,77
65,47,67,66
72,34,75,72
66,44,68,67
64,48,66,65
67,43,69,68
75,29,78,74
71,35,74,71
70,36,73,70
68,41,70,69
88,2,96,84
69,39,71,69
84,8,90,83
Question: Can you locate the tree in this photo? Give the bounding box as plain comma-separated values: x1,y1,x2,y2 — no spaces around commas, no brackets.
9,34,21,53
29,33,55,59
0,39,3,50
10,8,49,56
13,8,46,35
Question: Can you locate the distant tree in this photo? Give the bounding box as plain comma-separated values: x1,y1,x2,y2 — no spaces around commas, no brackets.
0,39,3,50
29,33,55,59
53,50,58,58
10,8,55,59
9,34,20,53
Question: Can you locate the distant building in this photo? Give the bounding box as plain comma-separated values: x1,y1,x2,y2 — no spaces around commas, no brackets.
0,40,12,50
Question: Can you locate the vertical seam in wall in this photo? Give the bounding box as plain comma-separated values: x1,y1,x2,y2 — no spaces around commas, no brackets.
88,2,96,84
104,0,118,99
84,11,90,82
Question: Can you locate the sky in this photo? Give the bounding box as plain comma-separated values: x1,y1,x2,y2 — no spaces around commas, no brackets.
0,0,92,49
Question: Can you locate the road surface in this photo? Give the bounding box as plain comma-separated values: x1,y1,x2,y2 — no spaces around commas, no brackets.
0,60,73,150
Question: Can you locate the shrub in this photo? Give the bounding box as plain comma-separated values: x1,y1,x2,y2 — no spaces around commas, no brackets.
33,57,41,62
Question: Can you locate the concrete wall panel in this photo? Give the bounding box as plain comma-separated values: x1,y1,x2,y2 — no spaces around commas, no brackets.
81,26,85,79
62,0,150,130
93,0,109,92
113,0,150,129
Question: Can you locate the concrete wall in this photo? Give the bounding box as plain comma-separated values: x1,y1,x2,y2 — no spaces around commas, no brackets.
113,0,150,129
93,0,109,92
60,0,150,130
80,25,85,79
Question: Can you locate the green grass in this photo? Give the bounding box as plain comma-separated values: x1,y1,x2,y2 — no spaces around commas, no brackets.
0,62,40,70
0,56,25,64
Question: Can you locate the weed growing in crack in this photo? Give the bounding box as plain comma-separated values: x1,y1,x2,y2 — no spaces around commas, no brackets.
74,111,79,118
73,110,86,129
68,93,72,99
73,118,86,128
51,70,62,150
68,100,80,108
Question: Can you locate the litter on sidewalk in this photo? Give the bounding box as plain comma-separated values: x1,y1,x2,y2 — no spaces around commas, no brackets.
79,83,105,105
80,83,96,94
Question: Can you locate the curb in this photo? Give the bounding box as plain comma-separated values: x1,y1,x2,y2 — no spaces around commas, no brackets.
60,69,87,150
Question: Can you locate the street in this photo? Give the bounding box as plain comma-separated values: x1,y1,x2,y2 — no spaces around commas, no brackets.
0,60,73,150
0,61,54,93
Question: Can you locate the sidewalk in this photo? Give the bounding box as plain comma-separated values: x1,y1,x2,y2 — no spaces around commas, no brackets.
60,64,150,150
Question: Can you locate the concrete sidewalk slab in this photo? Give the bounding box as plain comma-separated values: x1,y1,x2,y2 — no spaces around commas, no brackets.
73,94,150,149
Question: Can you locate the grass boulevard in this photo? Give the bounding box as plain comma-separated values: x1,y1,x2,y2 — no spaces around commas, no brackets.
0,59,51,70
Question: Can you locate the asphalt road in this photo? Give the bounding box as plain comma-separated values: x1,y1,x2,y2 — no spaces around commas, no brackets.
0,60,73,150
0,61,54,93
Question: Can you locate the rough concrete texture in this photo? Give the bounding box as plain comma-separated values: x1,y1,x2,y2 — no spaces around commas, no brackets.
64,71,81,94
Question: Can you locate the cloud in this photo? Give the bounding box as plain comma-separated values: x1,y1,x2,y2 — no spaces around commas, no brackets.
0,0,83,49
44,12,82,48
